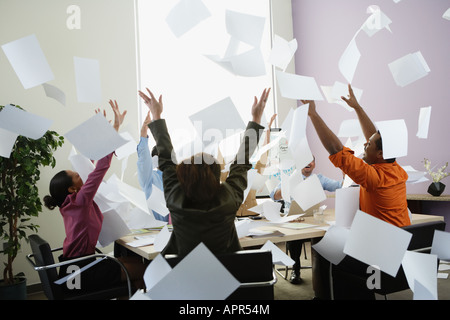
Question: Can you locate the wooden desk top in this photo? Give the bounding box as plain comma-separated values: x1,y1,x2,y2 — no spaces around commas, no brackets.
407,194,450,201
116,210,444,260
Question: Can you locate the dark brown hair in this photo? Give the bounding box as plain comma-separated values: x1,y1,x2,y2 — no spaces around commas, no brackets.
43,170,72,210
176,153,221,203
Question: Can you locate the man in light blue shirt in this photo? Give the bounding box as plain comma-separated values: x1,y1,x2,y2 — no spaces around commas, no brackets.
270,157,343,284
137,112,169,222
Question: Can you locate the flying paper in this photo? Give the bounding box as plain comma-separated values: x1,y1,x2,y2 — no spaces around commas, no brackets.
375,119,408,159
275,70,324,101
73,56,102,103
416,106,432,139
165,0,211,38
388,51,430,87
1,34,54,89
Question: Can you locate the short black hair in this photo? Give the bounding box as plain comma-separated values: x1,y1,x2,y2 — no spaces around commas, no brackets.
375,130,396,163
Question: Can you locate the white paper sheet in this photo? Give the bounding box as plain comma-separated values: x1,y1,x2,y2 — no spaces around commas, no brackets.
0,104,53,140
444,8,450,20
165,0,211,37
153,225,172,252
338,38,361,84
147,243,240,300
291,174,327,211
97,208,131,247
287,104,314,170
1,34,54,89
115,132,137,160
268,35,297,71
0,127,18,158
431,230,450,261
361,7,392,37
416,106,432,139
335,186,360,228
42,83,66,106
107,174,150,214
275,70,324,101
64,112,128,161
189,97,246,147
312,225,350,265
343,210,412,277
73,56,102,103
388,51,430,87
146,186,170,217
329,81,363,112
143,254,172,291
375,119,408,159
225,10,265,47
401,250,438,300
127,206,167,230
261,240,294,266
228,47,266,77
337,119,364,138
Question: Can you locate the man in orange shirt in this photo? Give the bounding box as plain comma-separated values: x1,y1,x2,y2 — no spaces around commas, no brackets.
303,84,410,227
304,84,410,299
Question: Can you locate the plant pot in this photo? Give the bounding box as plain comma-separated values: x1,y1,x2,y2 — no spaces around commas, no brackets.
427,182,446,197
0,277,27,300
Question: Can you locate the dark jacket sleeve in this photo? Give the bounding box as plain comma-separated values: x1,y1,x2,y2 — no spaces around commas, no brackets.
225,121,264,205
148,119,178,201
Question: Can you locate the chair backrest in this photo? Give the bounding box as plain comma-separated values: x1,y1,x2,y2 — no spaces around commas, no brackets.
404,220,446,251
29,234,64,300
165,249,275,300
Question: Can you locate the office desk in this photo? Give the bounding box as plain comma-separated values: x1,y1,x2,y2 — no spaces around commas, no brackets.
115,210,443,261
407,193,450,214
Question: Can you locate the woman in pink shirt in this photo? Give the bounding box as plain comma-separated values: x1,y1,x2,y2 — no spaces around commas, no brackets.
44,100,146,294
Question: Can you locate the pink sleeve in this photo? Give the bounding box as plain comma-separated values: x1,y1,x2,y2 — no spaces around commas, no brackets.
75,153,113,206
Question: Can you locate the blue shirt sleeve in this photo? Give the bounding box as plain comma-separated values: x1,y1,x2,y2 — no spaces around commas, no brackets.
317,173,343,192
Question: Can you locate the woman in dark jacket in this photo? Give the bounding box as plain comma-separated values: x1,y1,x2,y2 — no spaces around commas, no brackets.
139,88,270,257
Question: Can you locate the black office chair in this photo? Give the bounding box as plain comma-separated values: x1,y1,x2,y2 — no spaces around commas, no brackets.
164,249,277,300
27,234,133,300
312,220,446,300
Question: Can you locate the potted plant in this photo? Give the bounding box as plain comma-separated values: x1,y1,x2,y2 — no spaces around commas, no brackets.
0,104,64,299
423,158,449,196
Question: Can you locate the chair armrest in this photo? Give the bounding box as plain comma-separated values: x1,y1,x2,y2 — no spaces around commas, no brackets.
26,252,132,298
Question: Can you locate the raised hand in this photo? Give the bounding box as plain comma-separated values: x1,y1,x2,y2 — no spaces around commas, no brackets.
301,100,317,116
341,84,361,109
108,100,127,132
140,111,151,137
138,88,163,121
252,88,271,124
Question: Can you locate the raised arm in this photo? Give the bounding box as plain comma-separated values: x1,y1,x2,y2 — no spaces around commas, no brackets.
302,100,343,155
341,84,377,141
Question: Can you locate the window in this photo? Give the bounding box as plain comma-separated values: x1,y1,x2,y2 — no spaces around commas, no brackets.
135,0,275,161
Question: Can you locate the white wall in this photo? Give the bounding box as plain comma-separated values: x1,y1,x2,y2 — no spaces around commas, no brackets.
0,0,139,285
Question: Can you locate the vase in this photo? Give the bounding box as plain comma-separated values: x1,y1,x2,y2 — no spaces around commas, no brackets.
0,276,27,300
427,182,446,197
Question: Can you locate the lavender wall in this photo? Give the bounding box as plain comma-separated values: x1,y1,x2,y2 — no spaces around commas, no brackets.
291,0,450,219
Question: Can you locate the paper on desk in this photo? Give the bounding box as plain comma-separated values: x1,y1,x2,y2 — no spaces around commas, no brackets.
64,113,128,161
144,254,172,292
261,240,294,266
375,119,408,159
312,225,350,265
127,235,156,248
165,0,211,38
275,70,324,101
343,210,412,277
291,174,327,212
147,243,240,300
1,34,54,89
388,51,430,87
42,83,66,106
0,104,53,140
73,56,102,103
262,201,302,223
0,128,18,158
335,187,360,228
268,35,297,71
431,230,450,261
189,97,246,147
416,106,432,139
153,225,172,252
401,250,438,300
97,208,131,247
225,10,265,47
339,37,361,84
